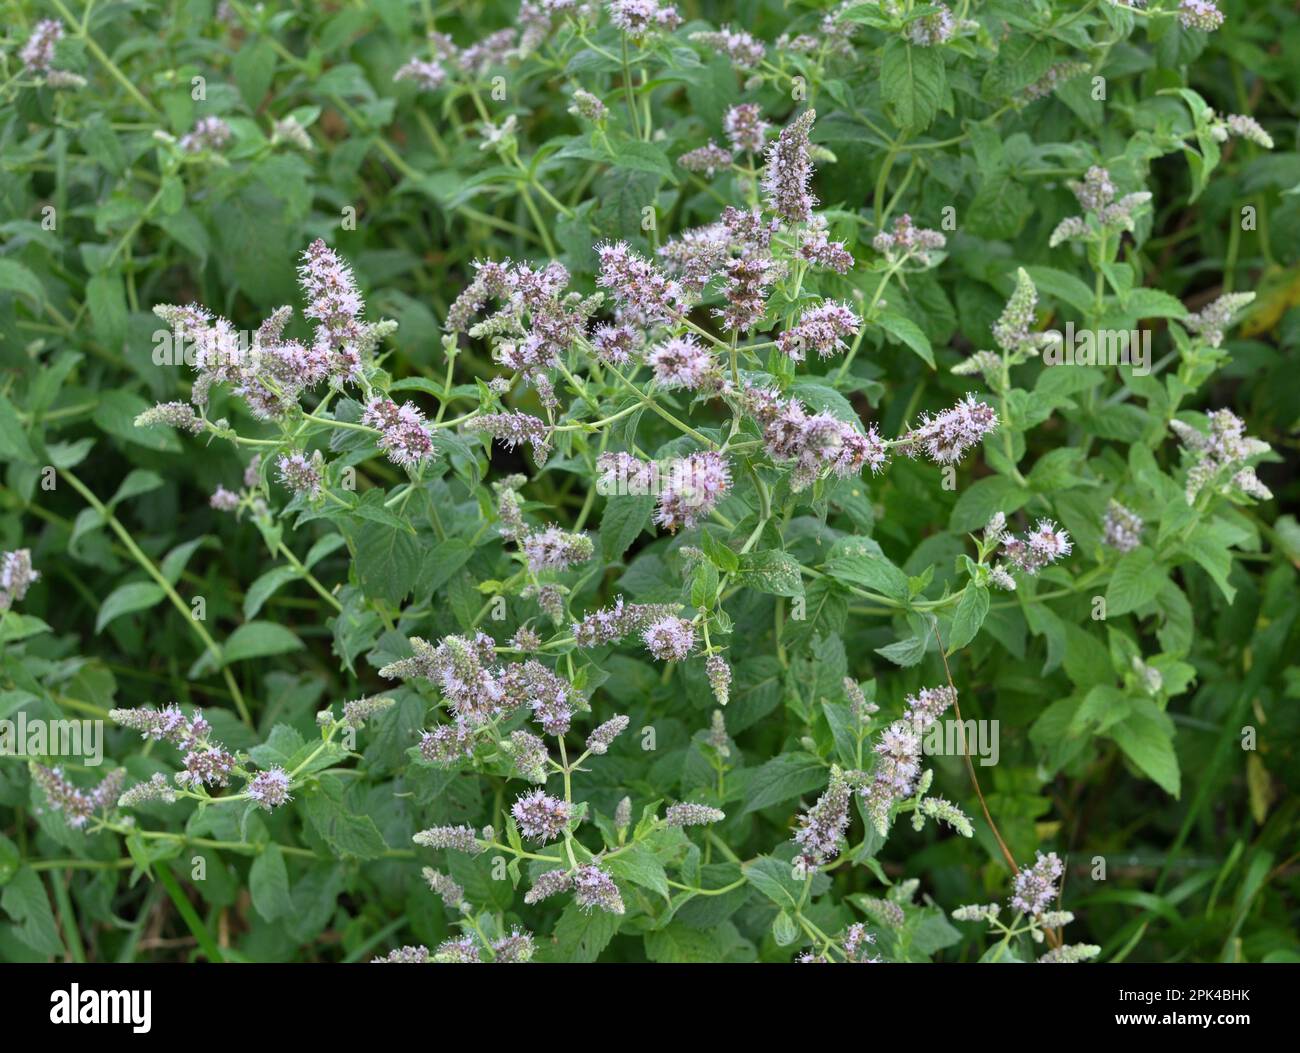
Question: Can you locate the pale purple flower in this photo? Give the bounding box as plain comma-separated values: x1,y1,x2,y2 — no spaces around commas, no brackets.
380,633,507,726
590,322,642,365
524,868,574,904
0,549,40,610
1071,166,1117,214
723,103,768,154
585,715,630,755
903,684,957,732
511,790,572,843
1103,500,1143,553
136,400,204,434
665,802,725,826
898,394,999,464
678,141,733,178
720,205,779,251
505,729,549,783
118,773,178,807
394,58,446,91
573,864,625,914
906,3,957,45
179,116,232,153
689,27,764,68
110,704,207,748
1183,293,1254,348
506,660,575,734
992,269,1039,354
744,386,886,490
1178,0,1224,31
491,929,536,962
20,19,63,72
798,222,853,273
843,922,879,963
419,721,476,765
182,745,236,787
1024,62,1089,101
1219,113,1273,149
209,486,240,509
435,936,482,963
467,411,551,464
1001,519,1073,575
872,213,946,264
423,867,464,908
276,451,323,498
521,526,593,572
1011,851,1064,916
596,242,686,326
247,767,292,810
642,615,695,661
362,397,436,468
569,89,608,123
31,765,96,828
762,109,817,225
778,301,860,360
1171,407,1271,503
655,451,731,531
794,769,851,873
372,945,431,963
715,250,781,333
457,29,516,77
413,824,485,853
572,596,679,647
607,0,681,38
298,239,374,383
844,677,878,721
342,694,395,728
706,654,731,706
647,334,720,391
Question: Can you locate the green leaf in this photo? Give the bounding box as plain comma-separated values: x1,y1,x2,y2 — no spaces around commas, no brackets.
96,581,167,633
244,566,302,620
604,844,670,901
739,752,826,815
0,259,45,306
1110,701,1181,797
772,909,800,947
946,584,989,653
1105,548,1166,616
345,520,423,604
543,901,620,962
0,867,63,957
1024,266,1095,316
600,494,654,563
222,621,305,665
1179,521,1237,603
950,475,1029,533
875,633,928,667
302,778,389,859
0,393,38,464
736,550,804,598
249,845,292,922
876,310,935,368
109,469,164,507
233,37,277,109
881,37,946,132
742,855,803,908
823,537,909,601
645,922,728,962
87,270,128,352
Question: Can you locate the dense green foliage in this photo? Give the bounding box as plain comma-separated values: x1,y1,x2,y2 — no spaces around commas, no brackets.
1,0,1297,964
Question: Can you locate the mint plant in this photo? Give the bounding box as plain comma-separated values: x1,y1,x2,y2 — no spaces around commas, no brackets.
1,0,1296,965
